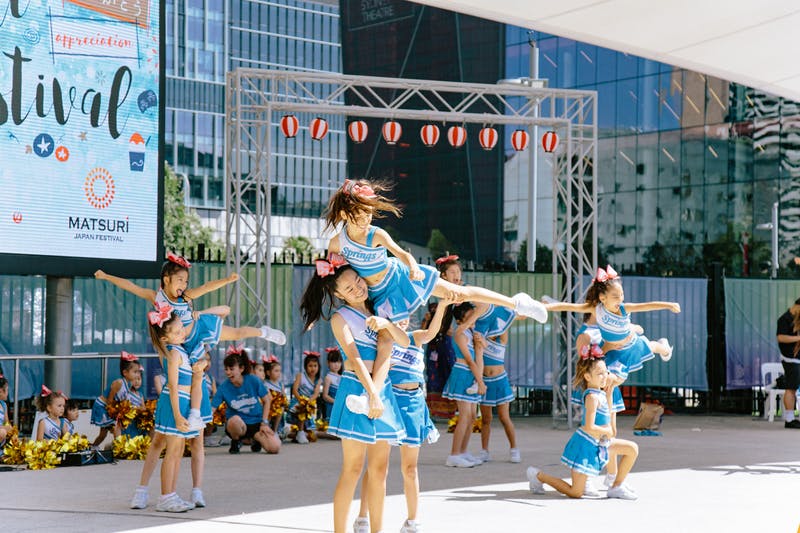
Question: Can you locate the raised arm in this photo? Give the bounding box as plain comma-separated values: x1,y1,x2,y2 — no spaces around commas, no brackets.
183,273,239,300
413,298,454,346
94,270,156,304
543,300,594,314
455,302,490,337
624,301,681,313
372,227,423,280
365,316,411,348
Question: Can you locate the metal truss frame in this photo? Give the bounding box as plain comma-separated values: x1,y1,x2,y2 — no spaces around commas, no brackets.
225,69,597,426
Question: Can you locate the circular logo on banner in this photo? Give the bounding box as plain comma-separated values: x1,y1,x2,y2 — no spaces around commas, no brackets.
12,212,22,224
84,167,115,209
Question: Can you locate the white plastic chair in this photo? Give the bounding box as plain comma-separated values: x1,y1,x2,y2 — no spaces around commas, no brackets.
762,362,788,422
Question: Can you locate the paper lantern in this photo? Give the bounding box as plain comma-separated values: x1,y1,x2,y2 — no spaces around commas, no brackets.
309,117,329,141
382,121,402,145
542,130,559,153
280,115,299,138
447,126,467,148
420,124,440,147
511,129,529,152
348,121,368,143
478,127,498,150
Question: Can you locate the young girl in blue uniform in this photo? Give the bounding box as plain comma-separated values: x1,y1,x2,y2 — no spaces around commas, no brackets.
322,347,343,421
442,303,486,468
96,253,286,431
288,351,322,444
36,386,66,441
300,258,408,533
61,398,80,435
0,375,9,452
90,351,141,447
527,351,640,500
212,350,281,455
263,356,286,436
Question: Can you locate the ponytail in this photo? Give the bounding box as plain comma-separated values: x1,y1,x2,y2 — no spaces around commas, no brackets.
300,265,355,331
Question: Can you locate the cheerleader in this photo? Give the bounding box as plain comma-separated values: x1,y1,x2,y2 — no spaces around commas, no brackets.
300,257,408,533
288,351,322,444
526,350,639,500
263,356,287,436
62,398,80,435
322,347,343,420
35,386,66,441
90,351,140,447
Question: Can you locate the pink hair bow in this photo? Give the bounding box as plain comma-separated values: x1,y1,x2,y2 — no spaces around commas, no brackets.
342,179,377,199
226,344,245,356
579,344,604,360
303,350,321,358
148,302,173,327
435,254,459,265
315,252,347,278
121,351,139,362
41,384,52,397
263,354,279,364
166,252,192,269
324,346,339,353
593,265,619,283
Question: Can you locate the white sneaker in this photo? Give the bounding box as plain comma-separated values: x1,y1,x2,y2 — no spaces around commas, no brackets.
186,413,205,432
603,473,616,488
657,338,673,362
463,452,483,465
477,449,491,463
218,435,231,446
296,431,309,444
582,479,601,498
465,381,479,395
607,484,638,500
261,326,287,345
353,517,370,533
400,519,422,533
346,394,370,415
526,466,545,494
155,494,193,513
130,487,148,509
512,293,548,323
445,454,475,468
191,488,206,508
204,436,221,447
509,448,521,463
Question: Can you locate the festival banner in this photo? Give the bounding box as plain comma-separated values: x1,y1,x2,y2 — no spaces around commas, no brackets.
0,0,161,270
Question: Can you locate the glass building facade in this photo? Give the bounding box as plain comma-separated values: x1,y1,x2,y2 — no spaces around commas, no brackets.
163,0,344,249
340,1,506,263
505,27,800,276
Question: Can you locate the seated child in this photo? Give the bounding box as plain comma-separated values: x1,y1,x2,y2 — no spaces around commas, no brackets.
90,352,140,448
322,347,343,421
62,398,80,435
36,386,67,441
288,351,322,444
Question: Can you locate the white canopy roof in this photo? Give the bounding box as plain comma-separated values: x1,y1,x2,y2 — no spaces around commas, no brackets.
411,0,800,102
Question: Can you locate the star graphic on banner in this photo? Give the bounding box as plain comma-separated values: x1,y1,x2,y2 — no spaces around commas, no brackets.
36,137,50,154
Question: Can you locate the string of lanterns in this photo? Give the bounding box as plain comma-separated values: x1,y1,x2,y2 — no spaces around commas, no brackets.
279,115,559,153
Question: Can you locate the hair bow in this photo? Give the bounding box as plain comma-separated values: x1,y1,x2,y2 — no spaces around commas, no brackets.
324,346,339,353
303,350,321,358
593,265,619,283
315,252,348,278
342,178,376,199
0,373,4,379
148,301,173,327
579,344,605,360
166,252,191,269
262,354,279,364
121,351,139,362
41,384,52,397
435,254,459,265
226,344,245,356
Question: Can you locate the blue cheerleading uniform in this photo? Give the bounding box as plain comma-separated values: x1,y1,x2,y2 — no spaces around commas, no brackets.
479,339,515,406
442,329,482,404
596,304,654,380
326,305,407,444
289,371,321,429
0,398,7,425
474,304,516,338
39,416,63,440
154,345,200,438
570,323,625,413
157,288,223,365
389,334,439,446
61,418,75,435
91,378,132,428
338,226,438,322
323,373,341,420
560,388,611,476
121,388,146,437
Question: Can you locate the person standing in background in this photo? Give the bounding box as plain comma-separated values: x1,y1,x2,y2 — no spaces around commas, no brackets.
776,298,800,429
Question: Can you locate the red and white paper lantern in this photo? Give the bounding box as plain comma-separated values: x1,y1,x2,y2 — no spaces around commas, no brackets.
420,124,440,147
511,129,530,152
447,126,467,148
382,121,402,144
280,115,299,138
541,130,559,153
348,121,368,143
309,117,329,141
478,127,498,150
